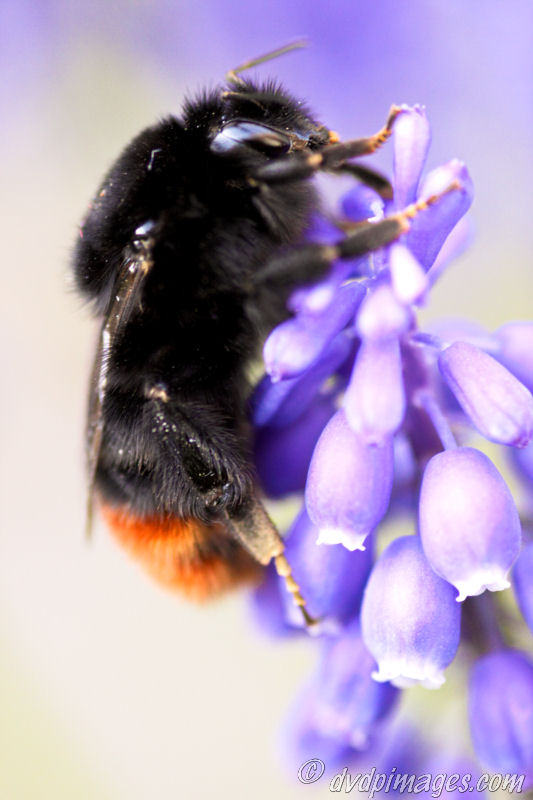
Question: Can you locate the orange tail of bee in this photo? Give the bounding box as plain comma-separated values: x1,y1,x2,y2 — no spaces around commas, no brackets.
101,505,263,601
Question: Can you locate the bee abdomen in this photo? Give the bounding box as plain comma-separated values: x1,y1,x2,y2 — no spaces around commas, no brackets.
101,504,262,600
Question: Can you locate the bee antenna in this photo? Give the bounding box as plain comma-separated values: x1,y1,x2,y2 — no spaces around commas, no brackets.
226,40,308,86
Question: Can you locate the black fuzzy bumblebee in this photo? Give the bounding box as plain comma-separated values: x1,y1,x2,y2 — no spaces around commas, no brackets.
74,44,408,624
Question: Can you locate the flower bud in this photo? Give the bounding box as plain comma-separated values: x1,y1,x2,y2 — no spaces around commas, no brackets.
311,621,398,747
419,447,521,601
389,243,428,305
305,409,393,551
356,284,411,340
495,321,533,394
439,341,533,447
288,275,338,316
407,160,474,270
344,336,406,444
280,682,360,773
263,282,364,380
281,509,373,627
254,394,335,497
290,259,364,315
469,650,533,778
361,535,461,688
393,105,431,208
252,334,352,427
342,183,385,223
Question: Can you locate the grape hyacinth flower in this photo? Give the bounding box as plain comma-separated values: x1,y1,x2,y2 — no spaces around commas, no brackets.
305,409,394,551
469,650,533,783
279,508,374,627
285,621,399,752
250,104,533,779
439,342,533,447
360,535,461,687
419,447,522,601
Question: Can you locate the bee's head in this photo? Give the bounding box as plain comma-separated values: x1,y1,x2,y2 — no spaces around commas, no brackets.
184,44,335,161
208,79,331,158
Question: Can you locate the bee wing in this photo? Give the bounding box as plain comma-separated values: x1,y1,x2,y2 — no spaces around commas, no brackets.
85,240,154,538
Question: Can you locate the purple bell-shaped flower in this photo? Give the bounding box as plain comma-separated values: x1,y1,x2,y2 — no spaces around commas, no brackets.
344,336,406,444
360,535,461,687
419,447,521,601
279,508,373,627
305,409,394,551
263,281,364,381
439,341,533,447
406,159,474,270
469,649,533,782
310,621,398,747
393,104,431,208
494,321,533,394
254,393,335,497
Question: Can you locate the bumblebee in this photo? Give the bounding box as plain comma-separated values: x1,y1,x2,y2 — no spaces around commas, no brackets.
73,44,406,624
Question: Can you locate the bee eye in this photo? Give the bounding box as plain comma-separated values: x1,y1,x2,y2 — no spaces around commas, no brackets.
210,122,291,154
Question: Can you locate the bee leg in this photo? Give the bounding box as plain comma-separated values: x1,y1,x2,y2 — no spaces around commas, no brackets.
330,161,393,200
222,498,318,628
251,105,402,186
252,214,409,291
252,185,458,291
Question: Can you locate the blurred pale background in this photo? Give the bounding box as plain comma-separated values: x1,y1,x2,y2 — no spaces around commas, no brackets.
1,1,532,798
